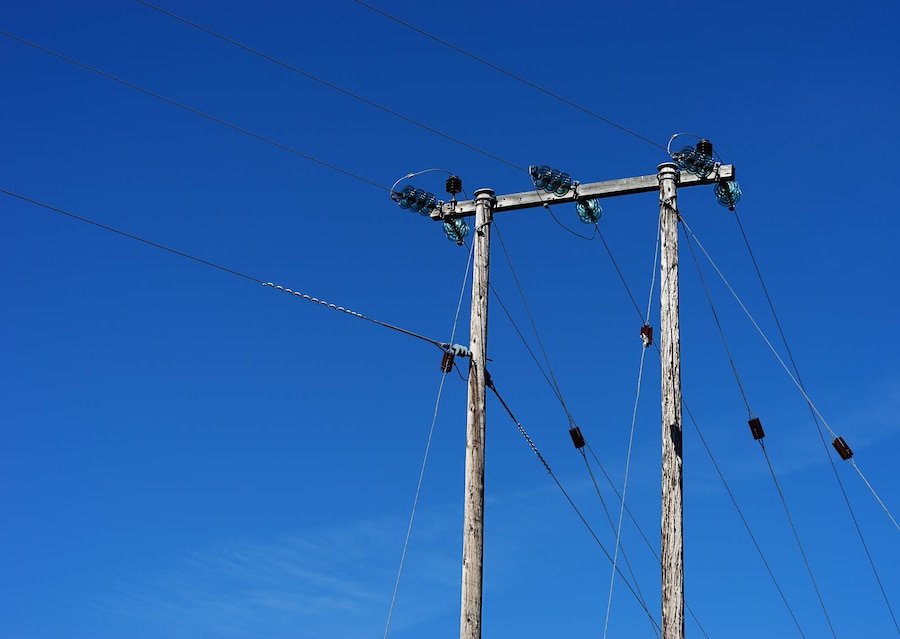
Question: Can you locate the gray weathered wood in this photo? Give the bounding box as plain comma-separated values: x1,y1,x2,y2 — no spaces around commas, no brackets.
433,165,734,220
459,188,493,639
658,163,684,639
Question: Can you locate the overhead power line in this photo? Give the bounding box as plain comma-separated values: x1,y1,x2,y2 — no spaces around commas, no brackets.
728,210,900,633
135,1,526,174
682,211,899,634
581,201,810,636
354,0,667,152
2,188,451,350
382,242,474,639
680,215,900,538
487,377,662,637
759,441,839,638
0,31,388,192
683,401,809,638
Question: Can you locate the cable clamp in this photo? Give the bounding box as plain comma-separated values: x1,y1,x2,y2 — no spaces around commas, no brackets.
439,343,471,373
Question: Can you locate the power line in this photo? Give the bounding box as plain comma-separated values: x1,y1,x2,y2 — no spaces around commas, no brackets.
0,31,389,192
759,441,839,638
3,188,266,285
584,203,809,636
2,188,451,351
491,221,691,637
492,221,579,428
486,376,662,637
681,220,754,415
731,211,900,631
382,242,475,639
679,210,835,635
683,401,809,638
482,233,680,633
682,210,898,634
135,1,527,174
603,340,651,639
354,0,667,152
680,215,900,539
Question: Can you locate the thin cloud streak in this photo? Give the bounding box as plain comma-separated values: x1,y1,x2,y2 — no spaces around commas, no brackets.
89,512,461,639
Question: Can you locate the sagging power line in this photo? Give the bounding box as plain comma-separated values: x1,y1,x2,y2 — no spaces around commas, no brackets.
2,188,460,353
0,31,389,192
136,1,527,174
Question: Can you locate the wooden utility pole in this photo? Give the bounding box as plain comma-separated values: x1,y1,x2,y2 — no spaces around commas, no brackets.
434,166,731,639
459,188,493,639
658,162,684,639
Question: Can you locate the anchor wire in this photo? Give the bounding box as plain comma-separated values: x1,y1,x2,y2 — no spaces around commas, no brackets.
603,341,651,639
382,241,475,639
487,379,662,636
3,188,450,352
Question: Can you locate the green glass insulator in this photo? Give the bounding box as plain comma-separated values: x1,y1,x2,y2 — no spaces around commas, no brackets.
409,190,425,212
443,218,469,245
673,146,694,171
687,151,715,178
554,173,572,196
397,185,417,209
543,168,563,193
409,189,435,214
418,192,437,216
676,147,714,178
715,180,741,210
531,165,552,190
575,199,602,224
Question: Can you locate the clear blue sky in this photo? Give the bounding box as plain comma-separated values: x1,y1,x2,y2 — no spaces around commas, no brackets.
3,2,899,638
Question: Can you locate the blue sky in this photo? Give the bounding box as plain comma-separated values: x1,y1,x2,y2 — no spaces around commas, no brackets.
2,1,899,638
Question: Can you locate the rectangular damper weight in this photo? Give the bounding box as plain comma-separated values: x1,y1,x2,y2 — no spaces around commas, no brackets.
440,351,455,373
832,436,854,460
748,417,765,440
569,426,586,449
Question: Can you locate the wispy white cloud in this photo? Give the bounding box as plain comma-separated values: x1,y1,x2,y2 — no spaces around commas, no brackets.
89,510,462,639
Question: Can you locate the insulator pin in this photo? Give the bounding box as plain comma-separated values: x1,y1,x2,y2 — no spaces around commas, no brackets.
440,351,455,373
569,426,586,449
640,325,653,347
748,417,765,440
832,436,854,460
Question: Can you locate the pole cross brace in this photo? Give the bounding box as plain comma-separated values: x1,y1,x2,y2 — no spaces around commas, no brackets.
432,165,735,220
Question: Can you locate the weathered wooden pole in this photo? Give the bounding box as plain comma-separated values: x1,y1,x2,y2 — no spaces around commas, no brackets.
460,188,493,639
432,165,732,638
658,162,684,639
